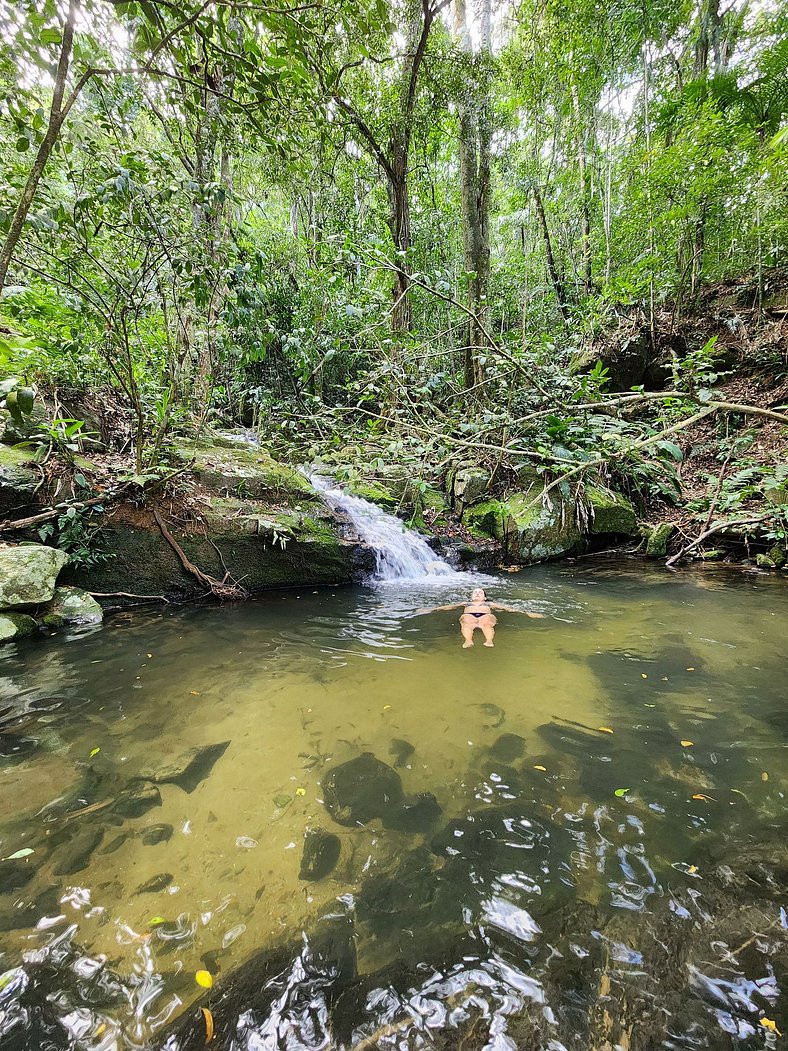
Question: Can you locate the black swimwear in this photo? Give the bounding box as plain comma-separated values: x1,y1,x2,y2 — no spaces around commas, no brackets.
468,611,487,618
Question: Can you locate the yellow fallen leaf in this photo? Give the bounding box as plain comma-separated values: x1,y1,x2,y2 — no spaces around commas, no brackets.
534,765,547,772
147,653,153,658
688,865,698,874
691,793,716,801
383,704,391,711
190,691,201,696
202,1007,215,1043
680,740,694,747
761,1017,782,1036
295,787,306,796
686,667,695,672
641,673,648,679
762,772,769,782
89,747,100,757
597,726,614,734
195,970,213,989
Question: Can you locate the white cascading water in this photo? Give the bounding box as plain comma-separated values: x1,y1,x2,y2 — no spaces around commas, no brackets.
308,473,456,582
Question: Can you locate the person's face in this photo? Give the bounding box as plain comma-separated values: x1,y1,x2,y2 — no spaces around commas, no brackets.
471,589,486,602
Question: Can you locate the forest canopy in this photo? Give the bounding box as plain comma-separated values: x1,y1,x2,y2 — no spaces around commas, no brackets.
0,0,786,486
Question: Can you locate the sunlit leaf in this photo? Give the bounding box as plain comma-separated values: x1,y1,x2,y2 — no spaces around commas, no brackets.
4,848,34,860
614,788,630,797
680,740,694,747
202,1006,215,1042
195,970,213,989
597,726,614,734
760,1018,782,1036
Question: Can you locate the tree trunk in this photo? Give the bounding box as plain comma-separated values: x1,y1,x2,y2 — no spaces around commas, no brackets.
453,0,491,392
387,138,413,335
571,80,592,295
0,0,79,296
533,184,568,321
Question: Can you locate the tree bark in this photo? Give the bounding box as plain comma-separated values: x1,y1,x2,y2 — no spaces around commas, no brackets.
453,0,492,391
0,0,79,295
533,184,568,320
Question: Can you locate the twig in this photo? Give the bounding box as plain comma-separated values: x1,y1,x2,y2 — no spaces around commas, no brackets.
665,513,777,566
89,591,170,603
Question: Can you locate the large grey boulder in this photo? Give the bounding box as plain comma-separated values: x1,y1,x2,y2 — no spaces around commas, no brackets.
40,586,103,627
0,544,68,609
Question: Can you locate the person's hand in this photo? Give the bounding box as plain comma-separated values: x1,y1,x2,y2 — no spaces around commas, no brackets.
526,612,546,619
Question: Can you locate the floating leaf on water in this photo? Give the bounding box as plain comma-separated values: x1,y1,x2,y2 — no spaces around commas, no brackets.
89,747,100,758
641,673,648,679
686,667,695,672
4,848,34,860
148,916,166,927
273,794,292,809
190,691,201,696
597,727,614,735
195,969,213,989
680,740,694,747
295,788,306,797
688,865,698,874
614,788,630,797
147,653,153,658
235,836,258,850
762,772,769,782
222,923,246,948
691,793,715,801
202,1007,214,1043
760,1018,782,1036
383,705,391,711
533,765,547,772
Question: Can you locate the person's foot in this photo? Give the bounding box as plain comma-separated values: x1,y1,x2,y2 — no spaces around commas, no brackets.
462,641,474,648
483,641,494,647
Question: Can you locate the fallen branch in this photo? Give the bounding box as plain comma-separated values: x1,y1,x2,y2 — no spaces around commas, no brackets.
152,507,248,600
0,490,124,533
665,513,777,566
89,590,170,604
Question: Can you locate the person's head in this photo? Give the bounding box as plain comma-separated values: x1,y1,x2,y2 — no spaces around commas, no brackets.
470,588,487,602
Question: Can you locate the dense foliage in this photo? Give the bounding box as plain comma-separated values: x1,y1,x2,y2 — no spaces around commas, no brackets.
0,0,786,504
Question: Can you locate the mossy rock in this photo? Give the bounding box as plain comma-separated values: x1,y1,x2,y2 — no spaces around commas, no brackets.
0,444,40,514
0,544,68,608
586,487,637,536
644,522,674,558
0,612,38,642
170,438,316,502
450,465,491,510
345,479,399,510
503,491,583,562
462,500,507,542
40,586,103,627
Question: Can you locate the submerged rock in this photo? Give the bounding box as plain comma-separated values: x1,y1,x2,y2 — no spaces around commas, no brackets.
141,741,230,793
142,823,174,846
134,872,174,895
40,586,103,627
53,828,104,876
490,732,526,762
388,738,415,768
321,752,404,827
384,792,443,833
112,780,162,818
0,544,68,609
0,612,38,642
299,827,341,881
645,522,674,558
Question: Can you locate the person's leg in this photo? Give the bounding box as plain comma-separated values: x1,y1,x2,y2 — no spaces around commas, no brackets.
460,614,475,648
480,614,497,647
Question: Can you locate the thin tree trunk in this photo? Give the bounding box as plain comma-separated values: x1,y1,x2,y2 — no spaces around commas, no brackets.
0,0,79,295
571,80,592,295
453,0,491,391
533,185,568,321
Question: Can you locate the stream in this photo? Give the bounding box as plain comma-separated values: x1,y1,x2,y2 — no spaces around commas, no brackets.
1,558,788,1048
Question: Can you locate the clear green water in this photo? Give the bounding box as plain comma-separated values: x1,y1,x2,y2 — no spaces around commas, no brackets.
1,559,787,1049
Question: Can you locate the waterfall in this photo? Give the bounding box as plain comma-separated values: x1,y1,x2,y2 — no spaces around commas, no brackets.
308,473,456,582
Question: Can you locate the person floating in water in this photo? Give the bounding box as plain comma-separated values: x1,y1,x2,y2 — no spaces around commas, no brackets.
418,587,545,648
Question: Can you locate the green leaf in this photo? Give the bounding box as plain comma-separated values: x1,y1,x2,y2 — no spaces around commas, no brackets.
15,137,30,152
614,788,630,797
4,848,34,859
40,28,62,45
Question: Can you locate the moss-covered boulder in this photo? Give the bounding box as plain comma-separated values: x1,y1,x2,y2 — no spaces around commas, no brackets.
0,445,40,515
463,490,582,563
586,487,637,535
0,612,38,641
0,544,68,608
644,522,674,558
450,465,491,512
40,586,103,627
171,436,316,502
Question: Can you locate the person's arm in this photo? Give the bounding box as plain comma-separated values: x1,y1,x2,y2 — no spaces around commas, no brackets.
490,603,546,618
412,603,465,615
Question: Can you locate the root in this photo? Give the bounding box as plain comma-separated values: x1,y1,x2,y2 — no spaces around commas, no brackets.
152,507,249,601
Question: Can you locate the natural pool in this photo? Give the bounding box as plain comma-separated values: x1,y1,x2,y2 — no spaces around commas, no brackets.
1,559,787,1049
